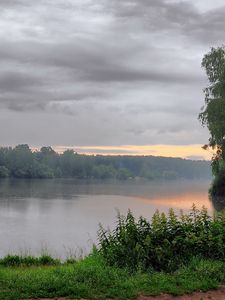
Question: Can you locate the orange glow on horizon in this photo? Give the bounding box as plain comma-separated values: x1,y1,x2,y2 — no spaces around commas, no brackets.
139,191,213,211
47,144,213,160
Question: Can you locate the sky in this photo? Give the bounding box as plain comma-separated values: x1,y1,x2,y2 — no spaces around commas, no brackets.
1,0,225,159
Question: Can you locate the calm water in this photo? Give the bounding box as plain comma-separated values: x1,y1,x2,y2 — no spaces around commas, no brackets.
0,179,215,258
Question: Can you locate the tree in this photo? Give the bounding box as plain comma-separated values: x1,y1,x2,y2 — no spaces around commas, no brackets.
117,168,132,180
9,144,34,178
60,150,75,177
0,166,9,178
199,46,225,195
199,46,225,175
40,146,56,156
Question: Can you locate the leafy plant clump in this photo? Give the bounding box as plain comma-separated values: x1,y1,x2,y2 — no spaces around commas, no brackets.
0,254,60,267
98,207,225,272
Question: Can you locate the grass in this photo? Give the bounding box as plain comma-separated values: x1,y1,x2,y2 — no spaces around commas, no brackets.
0,253,225,299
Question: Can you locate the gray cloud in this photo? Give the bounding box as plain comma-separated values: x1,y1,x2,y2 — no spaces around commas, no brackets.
103,0,225,44
103,0,198,30
0,0,223,148
0,71,44,92
0,0,27,7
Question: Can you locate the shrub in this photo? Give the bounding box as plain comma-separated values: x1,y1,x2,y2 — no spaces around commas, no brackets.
98,207,225,272
0,255,60,267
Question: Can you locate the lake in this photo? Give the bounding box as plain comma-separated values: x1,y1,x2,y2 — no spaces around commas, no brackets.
0,178,215,258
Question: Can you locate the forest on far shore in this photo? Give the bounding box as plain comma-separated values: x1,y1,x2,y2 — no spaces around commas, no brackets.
0,144,211,180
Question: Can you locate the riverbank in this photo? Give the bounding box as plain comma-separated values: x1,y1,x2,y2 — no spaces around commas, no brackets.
2,208,225,299
1,253,225,300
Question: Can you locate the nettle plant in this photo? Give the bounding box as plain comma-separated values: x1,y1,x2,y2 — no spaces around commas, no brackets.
98,207,225,272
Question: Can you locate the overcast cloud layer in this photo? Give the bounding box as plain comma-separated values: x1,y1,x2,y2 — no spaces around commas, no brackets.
0,0,225,150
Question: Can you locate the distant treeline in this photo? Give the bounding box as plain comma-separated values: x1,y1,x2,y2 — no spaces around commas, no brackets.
0,144,211,180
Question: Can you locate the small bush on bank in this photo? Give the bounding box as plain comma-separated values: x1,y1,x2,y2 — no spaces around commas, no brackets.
98,207,225,272
0,254,60,267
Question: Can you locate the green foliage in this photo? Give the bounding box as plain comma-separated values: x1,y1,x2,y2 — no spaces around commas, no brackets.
162,170,178,180
210,176,225,197
201,47,225,102
0,144,211,180
0,254,225,299
98,207,225,272
199,46,225,194
9,144,34,178
0,255,60,267
116,168,132,180
92,164,116,179
0,166,9,178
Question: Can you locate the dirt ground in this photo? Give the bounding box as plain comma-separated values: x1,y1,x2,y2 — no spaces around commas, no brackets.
28,285,225,300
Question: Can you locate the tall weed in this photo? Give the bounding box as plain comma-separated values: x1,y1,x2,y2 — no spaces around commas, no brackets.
98,207,225,272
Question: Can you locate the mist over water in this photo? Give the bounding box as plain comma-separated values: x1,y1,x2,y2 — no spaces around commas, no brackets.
0,179,213,258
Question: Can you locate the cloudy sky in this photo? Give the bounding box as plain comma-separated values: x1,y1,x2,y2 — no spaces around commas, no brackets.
1,0,225,159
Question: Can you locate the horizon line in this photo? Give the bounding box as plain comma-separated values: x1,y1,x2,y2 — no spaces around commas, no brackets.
29,144,212,161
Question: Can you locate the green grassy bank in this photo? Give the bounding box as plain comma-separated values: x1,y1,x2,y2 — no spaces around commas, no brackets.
1,254,225,300
2,207,225,299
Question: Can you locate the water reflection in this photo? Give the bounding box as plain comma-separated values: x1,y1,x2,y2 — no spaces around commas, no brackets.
0,179,212,257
